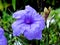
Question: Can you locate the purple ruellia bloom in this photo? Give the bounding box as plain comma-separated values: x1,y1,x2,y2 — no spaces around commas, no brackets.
12,5,45,40
0,28,7,45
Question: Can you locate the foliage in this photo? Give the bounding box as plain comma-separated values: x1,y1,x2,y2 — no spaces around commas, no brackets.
0,0,60,45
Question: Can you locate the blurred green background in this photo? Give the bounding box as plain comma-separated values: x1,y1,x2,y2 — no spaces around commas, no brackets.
0,0,60,45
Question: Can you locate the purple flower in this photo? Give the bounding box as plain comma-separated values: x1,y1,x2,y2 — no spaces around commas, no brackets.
12,5,45,40
0,28,7,45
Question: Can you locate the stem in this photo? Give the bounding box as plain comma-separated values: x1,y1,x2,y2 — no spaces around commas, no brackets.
36,40,38,45
46,33,49,45
31,40,36,45
17,37,28,45
38,40,40,45
45,22,49,45
30,40,40,45
45,15,54,45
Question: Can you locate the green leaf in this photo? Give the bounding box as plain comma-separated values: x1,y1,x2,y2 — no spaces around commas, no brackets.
12,0,16,11
0,0,4,11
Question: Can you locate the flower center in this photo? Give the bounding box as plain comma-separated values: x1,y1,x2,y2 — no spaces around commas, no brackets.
24,15,34,24
26,20,31,24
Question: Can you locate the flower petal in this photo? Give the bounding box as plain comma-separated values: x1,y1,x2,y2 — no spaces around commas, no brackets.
25,5,37,16
0,36,7,45
13,10,26,19
34,20,45,30
12,20,25,36
24,31,35,40
25,5,36,12
33,13,45,21
24,24,42,40
0,28,4,36
34,30,42,40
